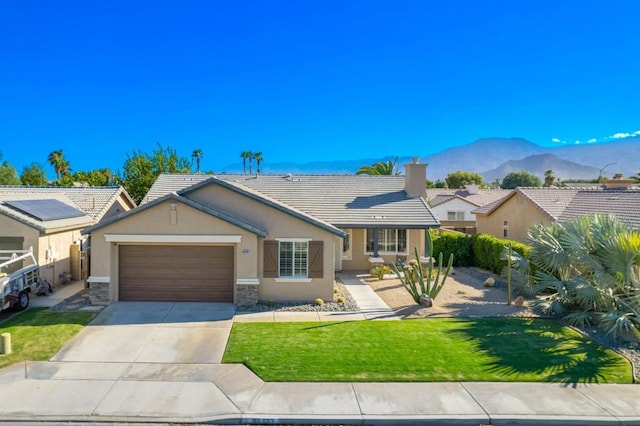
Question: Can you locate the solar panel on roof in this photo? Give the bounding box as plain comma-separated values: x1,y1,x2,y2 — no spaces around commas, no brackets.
4,199,86,222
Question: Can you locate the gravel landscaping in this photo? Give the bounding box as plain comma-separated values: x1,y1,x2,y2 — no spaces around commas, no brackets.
236,280,359,312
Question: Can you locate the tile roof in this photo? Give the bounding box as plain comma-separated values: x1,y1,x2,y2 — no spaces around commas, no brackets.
473,187,580,219
145,174,439,229
517,187,581,219
558,190,640,228
178,177,345,237
0,186,133,232
83,193,269,237
427,189,509,208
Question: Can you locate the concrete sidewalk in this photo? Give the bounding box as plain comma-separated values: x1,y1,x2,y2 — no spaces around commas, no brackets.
1,361,639,425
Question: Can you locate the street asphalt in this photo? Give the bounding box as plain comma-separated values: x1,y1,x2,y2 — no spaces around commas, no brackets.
0,274,639,425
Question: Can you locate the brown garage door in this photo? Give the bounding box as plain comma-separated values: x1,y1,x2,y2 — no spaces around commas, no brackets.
119,245,234,302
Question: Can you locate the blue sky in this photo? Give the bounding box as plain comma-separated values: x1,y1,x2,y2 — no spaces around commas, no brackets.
1,0,639,178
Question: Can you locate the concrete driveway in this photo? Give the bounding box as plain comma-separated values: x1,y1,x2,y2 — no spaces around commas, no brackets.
51,301,236,364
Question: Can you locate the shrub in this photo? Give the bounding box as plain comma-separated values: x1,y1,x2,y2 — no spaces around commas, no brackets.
431,229,474,266
336,296,345,303
472,233,529,274
315,298,325,306
370,264,391,280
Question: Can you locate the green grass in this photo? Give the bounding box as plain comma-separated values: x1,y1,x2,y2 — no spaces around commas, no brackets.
0,308,96,369
223,318,633,383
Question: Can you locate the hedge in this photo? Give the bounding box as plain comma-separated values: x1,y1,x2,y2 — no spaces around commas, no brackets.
429,229,474,267
471,233,529,274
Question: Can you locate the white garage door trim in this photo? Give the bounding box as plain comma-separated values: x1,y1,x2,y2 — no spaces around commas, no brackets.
106,234,242,243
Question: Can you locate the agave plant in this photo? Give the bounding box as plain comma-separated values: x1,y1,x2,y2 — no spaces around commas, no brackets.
503,214,640,336
391,233,454,306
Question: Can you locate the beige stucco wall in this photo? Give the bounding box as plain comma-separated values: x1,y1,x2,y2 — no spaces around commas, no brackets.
341,228,426,271
89,198,260,303
38,229,84,285
475,193,553,244
0,215,85,284
89,185,338,303
188,185,335,302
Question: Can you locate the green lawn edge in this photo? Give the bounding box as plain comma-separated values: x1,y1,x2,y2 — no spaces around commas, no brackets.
0,308,97,369
223,317,633,384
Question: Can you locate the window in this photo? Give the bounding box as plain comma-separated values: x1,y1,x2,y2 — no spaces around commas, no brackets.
264,240,324,279
447,211,465,220
279,241,308,278
341,229,352,259
365,229,407,254
503,221,509,238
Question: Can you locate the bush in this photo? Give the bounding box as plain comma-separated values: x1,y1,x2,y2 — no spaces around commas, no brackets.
370,264,391,280
471,233,529,274
430,229,474,266
315,298,325,306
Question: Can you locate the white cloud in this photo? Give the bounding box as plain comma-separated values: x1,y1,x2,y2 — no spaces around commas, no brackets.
574,140,582,144
611,132,631,139
551,137,563,143
587,138,597,143
634,130,640,136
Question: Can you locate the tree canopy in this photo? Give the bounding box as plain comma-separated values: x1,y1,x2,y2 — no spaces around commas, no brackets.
121,143,191,203
501,171,542,189
0,153,20,185
356,157,400,176
20,162,47,186
444,170,484,189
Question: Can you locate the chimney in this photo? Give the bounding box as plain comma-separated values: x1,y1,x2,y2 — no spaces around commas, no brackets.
404,157,427,198
465,182,479,195
603,173,635,190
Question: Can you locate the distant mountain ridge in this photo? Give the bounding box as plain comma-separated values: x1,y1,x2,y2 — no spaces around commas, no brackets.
222,137,639,180
481,153,601,182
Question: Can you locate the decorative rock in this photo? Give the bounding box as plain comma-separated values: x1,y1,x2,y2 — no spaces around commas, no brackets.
419,293,433,307
513,295,524,306
483,277,495,287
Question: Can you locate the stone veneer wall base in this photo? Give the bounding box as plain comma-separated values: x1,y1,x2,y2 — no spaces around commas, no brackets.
89,281,110,305
237,284,259,305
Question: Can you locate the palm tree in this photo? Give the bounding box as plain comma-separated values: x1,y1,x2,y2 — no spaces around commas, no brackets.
505,214,640,335
48,150,69,182
192,149,203,174
240,151,252,175
544,169,555,187
254,152,263,175
356,157,400,176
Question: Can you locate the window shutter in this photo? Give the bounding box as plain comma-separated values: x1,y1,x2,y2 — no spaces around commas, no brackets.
308,241,323,278
263,240,278,278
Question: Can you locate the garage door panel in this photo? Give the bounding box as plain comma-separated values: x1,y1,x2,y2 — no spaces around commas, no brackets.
119,245,234,302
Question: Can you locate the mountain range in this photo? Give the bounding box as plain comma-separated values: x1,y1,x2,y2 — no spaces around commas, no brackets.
224,137,639,181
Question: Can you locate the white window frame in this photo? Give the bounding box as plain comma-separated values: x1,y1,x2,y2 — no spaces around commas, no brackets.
447,211,465,221
364,229,408,255
276,238,310,280
341,229,352,260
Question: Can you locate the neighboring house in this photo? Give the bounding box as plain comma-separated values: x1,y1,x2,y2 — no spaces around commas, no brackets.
0,186,135,284
82,160,440,305
474,178,640,243
427,184,509,234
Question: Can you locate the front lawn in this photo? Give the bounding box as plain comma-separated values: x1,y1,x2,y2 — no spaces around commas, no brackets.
0,308,96,369
223,318,633,383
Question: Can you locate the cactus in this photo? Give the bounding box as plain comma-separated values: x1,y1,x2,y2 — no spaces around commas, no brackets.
390,232,454,306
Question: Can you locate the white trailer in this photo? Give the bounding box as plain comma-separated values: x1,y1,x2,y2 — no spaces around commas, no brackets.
0,248,41,311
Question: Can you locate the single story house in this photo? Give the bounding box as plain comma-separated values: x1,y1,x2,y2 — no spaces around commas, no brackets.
82,159,440,305
474,177,640,243
426,185,509,234
0,186,135,284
